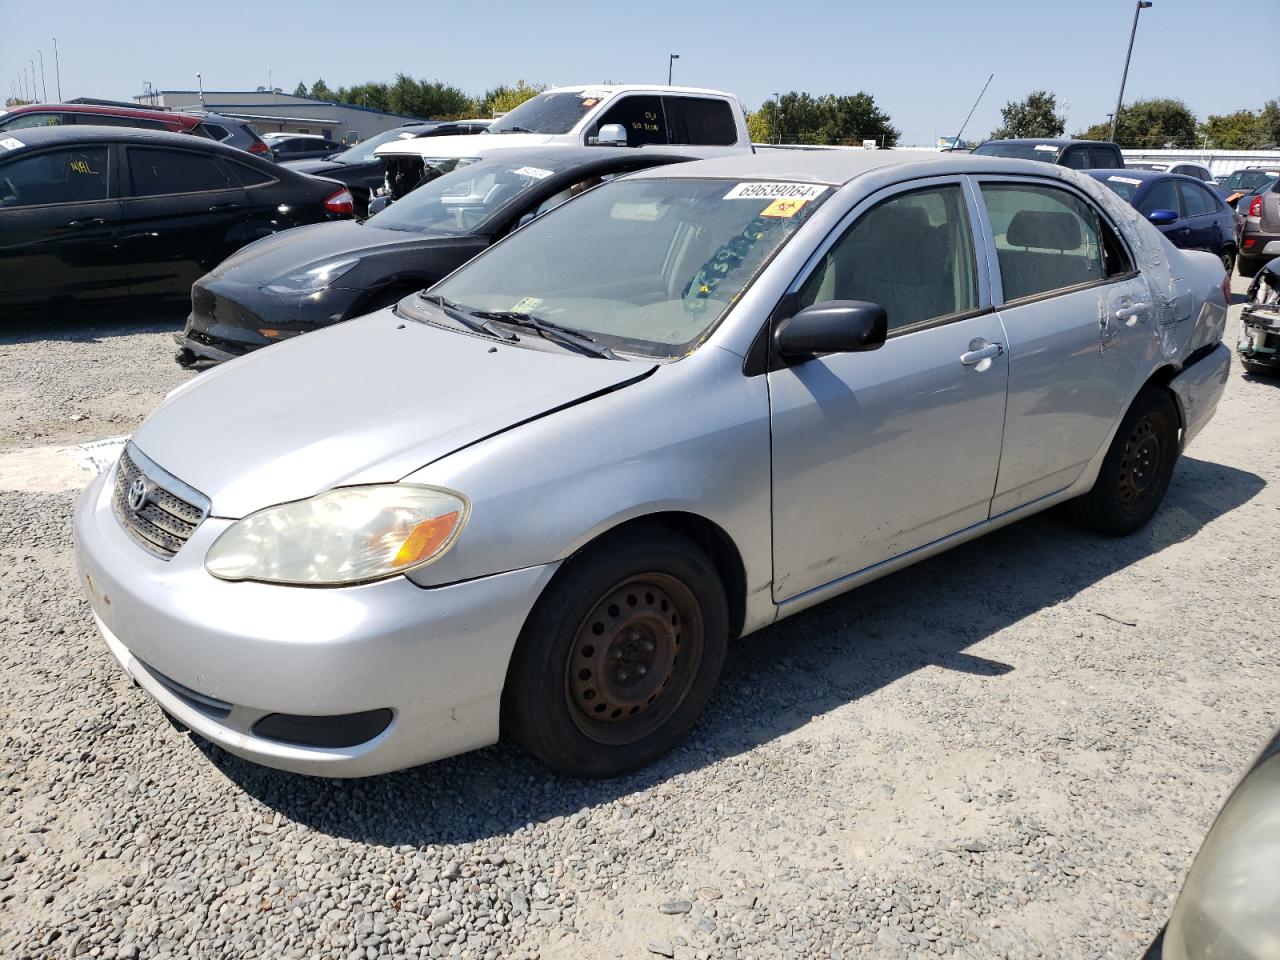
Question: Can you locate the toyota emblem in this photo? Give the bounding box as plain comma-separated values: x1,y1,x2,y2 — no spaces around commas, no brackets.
127,477,150,513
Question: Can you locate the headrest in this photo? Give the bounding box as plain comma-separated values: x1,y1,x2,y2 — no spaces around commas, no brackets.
1007,209,1082,250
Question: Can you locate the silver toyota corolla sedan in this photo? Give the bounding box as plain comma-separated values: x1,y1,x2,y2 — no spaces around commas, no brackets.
74,151,1231,779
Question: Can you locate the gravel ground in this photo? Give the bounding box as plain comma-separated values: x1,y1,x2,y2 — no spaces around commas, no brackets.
1,280,1277,960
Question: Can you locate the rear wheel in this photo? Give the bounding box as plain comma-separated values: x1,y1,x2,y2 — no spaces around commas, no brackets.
503,524,728,778
1069,387,1179,536
1242,358,1278,376
1238,256,1263,278
1220,249,1236,275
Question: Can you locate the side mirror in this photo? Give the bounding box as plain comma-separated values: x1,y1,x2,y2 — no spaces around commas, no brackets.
775,300,888,359
1147,209,1178,226
367,194,391,216
595,123,628,147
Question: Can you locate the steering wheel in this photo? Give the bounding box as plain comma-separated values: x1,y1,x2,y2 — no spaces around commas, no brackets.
0,177,20,205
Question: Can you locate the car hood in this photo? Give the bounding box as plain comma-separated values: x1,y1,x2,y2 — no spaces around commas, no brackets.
208,220,454,283
375,132,557,158
132,310,655,518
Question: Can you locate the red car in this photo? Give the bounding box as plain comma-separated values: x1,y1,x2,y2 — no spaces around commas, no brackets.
0,102,270,156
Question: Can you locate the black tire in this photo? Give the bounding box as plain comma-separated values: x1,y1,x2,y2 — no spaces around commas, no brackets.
1242,358,1278,376
1069,387,1179,536
1237,256,1262,278
1220,249,1236,275
502,523,728,778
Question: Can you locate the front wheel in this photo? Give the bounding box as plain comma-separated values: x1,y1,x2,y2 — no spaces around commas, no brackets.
1069,387,1179,536
1220,250,1236,275
502,524,728,778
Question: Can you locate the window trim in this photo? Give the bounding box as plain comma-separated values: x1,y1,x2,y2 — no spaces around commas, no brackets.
122,145,241,199
970,174,1141,309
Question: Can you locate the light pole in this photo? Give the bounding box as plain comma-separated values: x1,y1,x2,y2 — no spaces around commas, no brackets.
773,92,781,144
667,54,679,85
52,37,61,101
1109,0,1152,143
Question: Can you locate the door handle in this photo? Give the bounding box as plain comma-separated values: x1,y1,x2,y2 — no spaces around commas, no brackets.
959,341,1004,366
67,217,106,228
208,202,240,212
1114,302,1150,326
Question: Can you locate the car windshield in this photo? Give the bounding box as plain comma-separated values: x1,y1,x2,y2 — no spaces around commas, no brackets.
1097,174,1145,202
331,127,431,164
973,142,1062,162
1220,169,1278,192
419,177,828,358
488,91,609,135
367,156,587,234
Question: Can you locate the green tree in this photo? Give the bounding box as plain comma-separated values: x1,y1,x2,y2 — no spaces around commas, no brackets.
989,91,1064,139
339,82,391,112
753,91,898,147
292,81,308,97
1199,109,1266,149
1078,98,1198,147
480,80,544,117
745,110,771,143
1259,99,1280,147
309,78,335,101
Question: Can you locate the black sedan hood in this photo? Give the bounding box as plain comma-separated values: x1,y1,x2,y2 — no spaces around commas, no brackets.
210,221,458,282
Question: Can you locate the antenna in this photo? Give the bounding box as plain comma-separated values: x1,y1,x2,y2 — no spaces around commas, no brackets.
953,73,994,148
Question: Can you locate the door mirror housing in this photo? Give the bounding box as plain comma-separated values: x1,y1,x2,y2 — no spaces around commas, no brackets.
1147,208,1179,226
594,123,628,147
775,301,888,359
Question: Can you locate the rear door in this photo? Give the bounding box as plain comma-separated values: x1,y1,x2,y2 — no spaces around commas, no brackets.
118,145,249,298
663,97,740,150
976,177,1153,515
769,178,1009,599
0,143,126,307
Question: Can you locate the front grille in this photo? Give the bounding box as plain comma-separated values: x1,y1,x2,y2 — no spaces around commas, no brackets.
112,444,211,560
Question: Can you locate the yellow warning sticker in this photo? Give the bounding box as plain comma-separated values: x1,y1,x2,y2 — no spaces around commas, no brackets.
512,296,543,312
760,197,808,218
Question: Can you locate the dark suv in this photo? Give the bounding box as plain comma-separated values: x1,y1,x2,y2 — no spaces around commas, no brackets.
972,138,1125,170
0,102,270,156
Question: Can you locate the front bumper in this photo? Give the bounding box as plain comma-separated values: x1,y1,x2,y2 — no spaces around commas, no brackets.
175,277,361,368
74,465,558,777
1238,307,1280,368
1168,342,1231,449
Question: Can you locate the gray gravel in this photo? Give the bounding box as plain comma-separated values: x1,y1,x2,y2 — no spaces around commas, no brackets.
1,281,1277,959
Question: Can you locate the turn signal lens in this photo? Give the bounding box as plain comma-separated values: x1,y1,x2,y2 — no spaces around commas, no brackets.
392,512,460,568
324,188,354,215
1248,196,1263,218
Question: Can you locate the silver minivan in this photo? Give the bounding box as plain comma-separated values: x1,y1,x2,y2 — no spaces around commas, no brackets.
74,151,1231,779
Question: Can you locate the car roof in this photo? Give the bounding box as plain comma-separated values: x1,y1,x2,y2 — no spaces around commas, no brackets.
1,101,200,127
625,148,1085,187
0,124,275,162
541,83,736,98
976,137,1113,146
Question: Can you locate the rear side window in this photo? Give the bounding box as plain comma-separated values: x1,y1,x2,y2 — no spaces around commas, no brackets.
198,122,230,141
0,146,110,207
797,185,978,332
1089,146,1120,168
593,95,667,146
1062,148,1090,169
981,183,1109,301
664,97,737,146
227,161,276,187
126,147,237,196
1178,182,1218,216
1138,180,1180,216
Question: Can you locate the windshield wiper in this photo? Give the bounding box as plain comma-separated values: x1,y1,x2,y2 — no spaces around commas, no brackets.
416,294,517,341
470,310,620,359
497,125,535,134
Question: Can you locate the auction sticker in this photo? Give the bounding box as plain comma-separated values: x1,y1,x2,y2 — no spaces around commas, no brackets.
1034,144,1058,152
0,137,24,151
1108,176,1142,186
724,182,828,202
512,166,552,180
760,198,809,218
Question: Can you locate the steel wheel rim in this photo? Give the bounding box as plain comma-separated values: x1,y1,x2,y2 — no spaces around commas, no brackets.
1118,413,1165,505
565,573,703,746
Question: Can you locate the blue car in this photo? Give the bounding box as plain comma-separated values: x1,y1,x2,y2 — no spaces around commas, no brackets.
1088,169,1237,274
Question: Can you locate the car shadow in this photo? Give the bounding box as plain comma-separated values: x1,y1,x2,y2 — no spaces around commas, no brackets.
199,455,1264,846
1,303,187,346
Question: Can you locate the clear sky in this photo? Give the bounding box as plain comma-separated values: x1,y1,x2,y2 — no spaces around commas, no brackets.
3,0,1275,145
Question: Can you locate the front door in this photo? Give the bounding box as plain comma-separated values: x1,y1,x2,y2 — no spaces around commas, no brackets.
976,178,1154,516
118,145,248,298
769,180,1009,601
0,143,127,307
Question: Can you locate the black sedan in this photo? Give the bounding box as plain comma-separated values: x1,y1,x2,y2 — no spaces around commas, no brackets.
279,122,489,216
174,147,693,367
0,126,354,313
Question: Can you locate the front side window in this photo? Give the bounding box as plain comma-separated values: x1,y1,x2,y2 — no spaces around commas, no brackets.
665,97,737,146
425,178,827,357
126,147,236,196
1062,148,1090,169
981,183,1110,302
1178,181,1218,217
1089,147,1119,168
973,142,1062,162
592,96,667,146
78,113,167,130
0,146,110,207
0,112,67,130
1138,179,1180,216
796,185,977,332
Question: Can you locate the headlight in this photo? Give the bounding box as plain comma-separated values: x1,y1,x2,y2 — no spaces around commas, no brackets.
264,258,359,294
205,485,469,585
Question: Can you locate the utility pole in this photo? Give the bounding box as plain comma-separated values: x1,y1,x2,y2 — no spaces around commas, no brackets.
29,60,37,102
52,37,61,101
667,54,679,86
1110,1,1152,143
39,50,47,101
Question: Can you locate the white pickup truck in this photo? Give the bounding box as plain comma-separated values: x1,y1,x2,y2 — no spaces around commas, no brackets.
375,84,752,200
